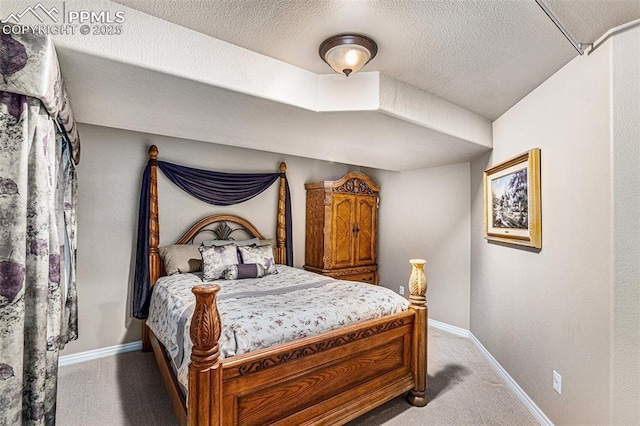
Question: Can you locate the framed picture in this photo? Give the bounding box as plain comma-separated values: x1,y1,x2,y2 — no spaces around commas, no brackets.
484,148,541,249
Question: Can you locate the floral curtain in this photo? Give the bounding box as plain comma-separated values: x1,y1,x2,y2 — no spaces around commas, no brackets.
0,30,79,424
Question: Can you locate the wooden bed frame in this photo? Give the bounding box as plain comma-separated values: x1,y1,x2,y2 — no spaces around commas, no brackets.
141,145,428,425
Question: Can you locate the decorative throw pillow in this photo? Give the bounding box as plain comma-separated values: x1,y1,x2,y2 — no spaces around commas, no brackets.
158,245,202,275
222,263,266,280
199,244,239,280
238,244,277,275
259,239,277,258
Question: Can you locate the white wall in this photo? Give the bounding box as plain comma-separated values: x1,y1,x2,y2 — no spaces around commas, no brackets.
610,26,640,425
64,124,353,355
363,163,470,329
470,42,612,423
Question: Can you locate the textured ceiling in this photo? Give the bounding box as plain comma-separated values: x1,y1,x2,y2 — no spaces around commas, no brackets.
546,0,640,43
114,0,640,120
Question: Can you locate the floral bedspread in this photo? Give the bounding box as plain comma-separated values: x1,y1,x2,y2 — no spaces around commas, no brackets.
146,266,409,392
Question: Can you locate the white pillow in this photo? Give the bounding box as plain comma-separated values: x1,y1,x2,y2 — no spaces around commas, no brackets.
238,244,277,275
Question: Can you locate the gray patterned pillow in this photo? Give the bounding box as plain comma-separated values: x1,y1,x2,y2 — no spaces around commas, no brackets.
199,244,239,280
238,244,277,275
222,263,266,280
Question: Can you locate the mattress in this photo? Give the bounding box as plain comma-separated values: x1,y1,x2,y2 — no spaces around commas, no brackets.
146,265,409,391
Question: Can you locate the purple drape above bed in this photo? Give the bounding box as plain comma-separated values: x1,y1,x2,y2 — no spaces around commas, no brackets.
133,160,293,319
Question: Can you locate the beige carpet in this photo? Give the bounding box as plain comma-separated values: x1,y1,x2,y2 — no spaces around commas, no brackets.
57,327,537,425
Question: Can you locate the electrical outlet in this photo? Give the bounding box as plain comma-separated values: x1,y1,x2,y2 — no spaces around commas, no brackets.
399,286,405,295
553,370,562,394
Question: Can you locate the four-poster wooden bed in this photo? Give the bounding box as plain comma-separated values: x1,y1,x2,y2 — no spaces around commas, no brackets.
140,145,428,425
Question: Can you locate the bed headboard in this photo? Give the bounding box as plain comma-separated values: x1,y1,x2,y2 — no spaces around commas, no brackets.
146,145,288,287
175,214,266,245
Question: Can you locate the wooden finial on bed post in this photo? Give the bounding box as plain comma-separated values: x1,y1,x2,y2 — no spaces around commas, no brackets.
143,145,161,352
275,162,287,265
407,259,428,407
189,284,223,426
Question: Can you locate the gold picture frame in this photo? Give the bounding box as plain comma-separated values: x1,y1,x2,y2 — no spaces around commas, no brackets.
484,148,541,249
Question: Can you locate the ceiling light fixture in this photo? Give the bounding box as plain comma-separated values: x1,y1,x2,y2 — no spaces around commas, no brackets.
319,34,378,77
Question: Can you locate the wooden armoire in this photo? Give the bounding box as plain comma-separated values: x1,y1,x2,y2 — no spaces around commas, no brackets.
304,172,380,284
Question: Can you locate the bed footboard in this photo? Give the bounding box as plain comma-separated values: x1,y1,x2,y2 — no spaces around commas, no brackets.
219,311,415,425
187,265,428,425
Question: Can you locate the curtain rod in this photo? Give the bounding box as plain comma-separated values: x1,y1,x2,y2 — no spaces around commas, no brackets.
535,0,585,55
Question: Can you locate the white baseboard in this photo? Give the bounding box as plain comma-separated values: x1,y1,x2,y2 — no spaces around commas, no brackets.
469,333,553,426
58,340,142,367
428,318,470,338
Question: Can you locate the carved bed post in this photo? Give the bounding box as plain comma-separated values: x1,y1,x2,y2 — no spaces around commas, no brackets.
407,259,428,407
275,162,287,265
189,284,223,426
142,145,161,352
148,145,162,286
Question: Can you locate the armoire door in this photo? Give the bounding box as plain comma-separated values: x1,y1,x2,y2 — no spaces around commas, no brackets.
354,195,377,266
331,194,355,268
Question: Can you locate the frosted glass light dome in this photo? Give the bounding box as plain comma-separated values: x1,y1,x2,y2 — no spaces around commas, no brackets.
319,34,378,77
